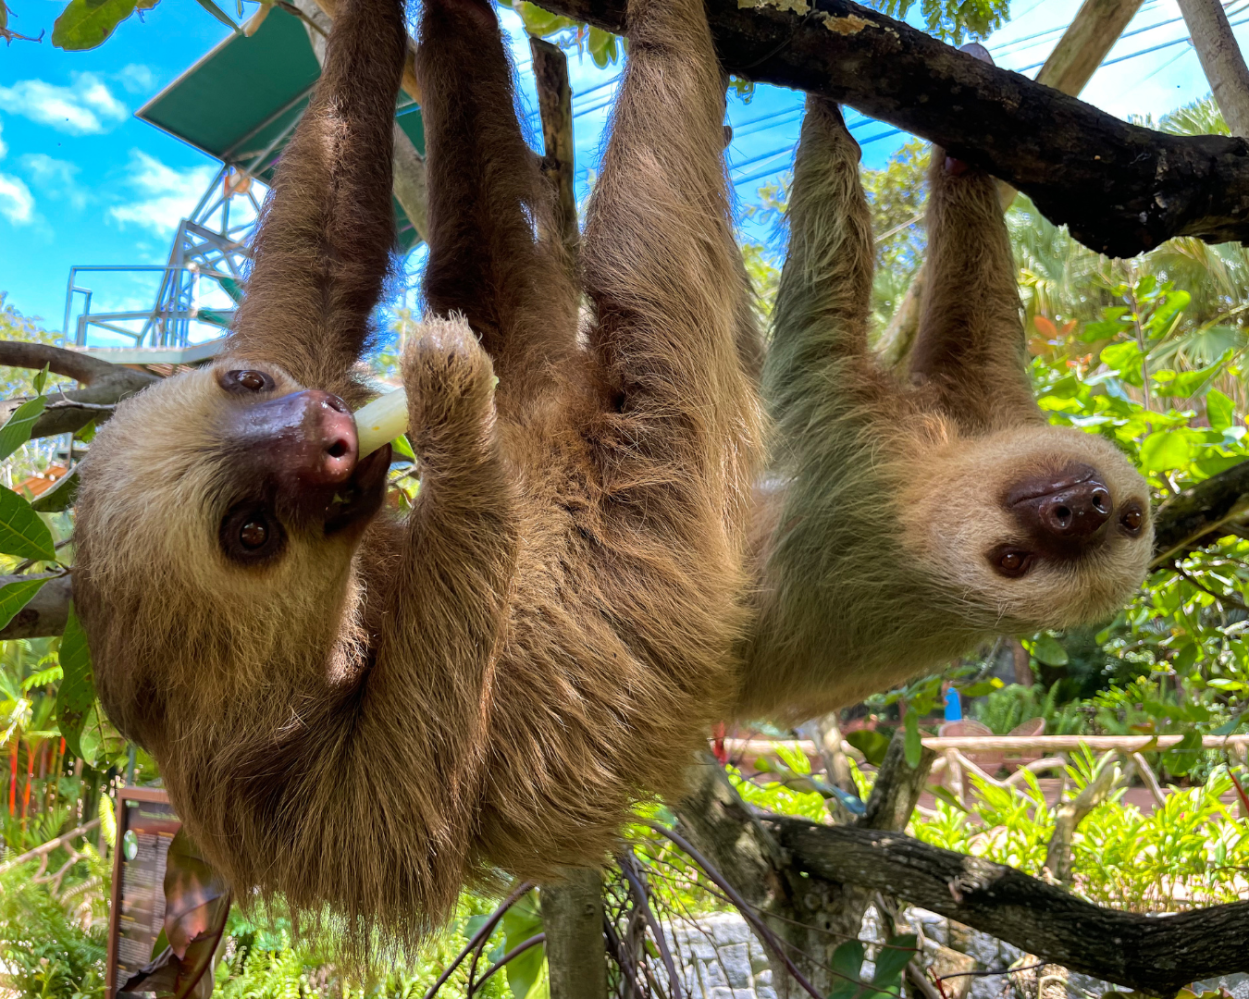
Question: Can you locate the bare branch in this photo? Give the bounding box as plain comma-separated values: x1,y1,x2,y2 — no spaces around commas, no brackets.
0,573,72,641
0,340,145,386
772,817,1249,996
537,0,1249,256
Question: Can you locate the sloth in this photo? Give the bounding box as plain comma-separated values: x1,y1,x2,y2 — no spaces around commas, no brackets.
73,0,760,946
735,95,1153,721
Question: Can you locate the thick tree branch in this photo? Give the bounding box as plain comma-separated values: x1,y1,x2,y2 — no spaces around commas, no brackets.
0,341,143,387
772,817,1249,996
674,764,1246,997
539,0,1249,256
0,341,157,439
1151,458,1249,565
531,37,579,266
0,573,72,641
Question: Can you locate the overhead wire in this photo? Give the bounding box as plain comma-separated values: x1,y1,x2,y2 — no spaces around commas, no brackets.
513,0,1245,200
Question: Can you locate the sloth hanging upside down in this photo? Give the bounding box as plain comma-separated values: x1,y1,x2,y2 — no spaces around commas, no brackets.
73,0,761,947
736,94,1153,722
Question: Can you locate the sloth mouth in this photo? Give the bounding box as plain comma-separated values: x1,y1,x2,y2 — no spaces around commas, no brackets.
324,443,392,534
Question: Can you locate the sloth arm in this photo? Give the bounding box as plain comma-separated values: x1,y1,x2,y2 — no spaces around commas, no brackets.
344,323,519,920
909,151,1039,423
226,0,404,402
416,0,579,404
580,0,755,498
765,96,880,432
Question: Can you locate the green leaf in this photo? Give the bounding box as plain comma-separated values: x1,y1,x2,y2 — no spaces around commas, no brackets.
828,939,866,999
957,678,1004,698
1161,728,1203,776
845,728,891,767
1028,633,1069,667
1207,678,1246,691
903,710,922,769
20,661,63,692
55,604,96,759
30,466,80,514
501,891,545,999
1212,712,1245,736
1099,341,1145,384
1207,389,1236,432
32,364,50,397
52,0,140,50
99,794,117,850
871,933,917,992
194,0,238,31
0,576,50,632
391,434,416,462
0,485,56,561
1138,430,1193,474
0,396,47,463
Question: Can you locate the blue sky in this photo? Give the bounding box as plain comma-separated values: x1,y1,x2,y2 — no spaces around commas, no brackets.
0,0,1243,343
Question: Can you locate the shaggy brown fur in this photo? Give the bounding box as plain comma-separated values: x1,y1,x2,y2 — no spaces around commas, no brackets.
73,0,760,949
736,97,1153,721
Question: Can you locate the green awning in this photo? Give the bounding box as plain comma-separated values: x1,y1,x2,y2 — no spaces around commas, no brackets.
136,6,425,251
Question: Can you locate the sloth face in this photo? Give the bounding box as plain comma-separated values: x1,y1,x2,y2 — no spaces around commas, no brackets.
79,361,390,581
900,424,1153,632
73,362,393,742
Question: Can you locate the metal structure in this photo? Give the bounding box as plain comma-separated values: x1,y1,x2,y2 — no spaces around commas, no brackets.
65,5,425,367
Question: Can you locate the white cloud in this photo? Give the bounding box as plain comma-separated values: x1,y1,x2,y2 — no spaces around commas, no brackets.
20,153,87,209
0,120,6,161
0,73,128,135
107,151,216,235
116,64,157,95
0,174,35,226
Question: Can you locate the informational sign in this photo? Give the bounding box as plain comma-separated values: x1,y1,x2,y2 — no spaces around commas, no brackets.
105,787,180,999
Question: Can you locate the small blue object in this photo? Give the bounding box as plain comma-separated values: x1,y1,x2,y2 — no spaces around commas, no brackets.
944,687,963,722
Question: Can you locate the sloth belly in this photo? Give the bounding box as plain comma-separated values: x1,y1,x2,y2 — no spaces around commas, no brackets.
466,432,743,880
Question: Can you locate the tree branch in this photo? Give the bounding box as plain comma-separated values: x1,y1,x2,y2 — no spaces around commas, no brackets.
538,0,1249,256
0,341,157,439
0,341,145,387
771,817,1249,996
0,573,72,641
1151,458,1249,566
530,36,579,266
541,870,608,999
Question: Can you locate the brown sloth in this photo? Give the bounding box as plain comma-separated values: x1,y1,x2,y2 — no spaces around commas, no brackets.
73,0,760,946
736,96,1153,721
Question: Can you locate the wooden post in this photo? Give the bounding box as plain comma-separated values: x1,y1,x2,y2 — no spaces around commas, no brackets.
541,870,608,999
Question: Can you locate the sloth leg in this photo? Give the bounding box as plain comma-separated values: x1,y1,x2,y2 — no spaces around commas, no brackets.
765,96,878,425
416,0,579,404
580,0,754,483
908,143,1036,419
227,0,405,402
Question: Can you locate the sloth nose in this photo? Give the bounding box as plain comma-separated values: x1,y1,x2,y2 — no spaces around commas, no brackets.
236,389,359,486
1035,479,1112,539
302,390,358,485
1007,463,1113,547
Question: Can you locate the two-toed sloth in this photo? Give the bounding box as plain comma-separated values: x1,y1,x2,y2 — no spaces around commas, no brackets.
736,96,1153,721
73,0,760,946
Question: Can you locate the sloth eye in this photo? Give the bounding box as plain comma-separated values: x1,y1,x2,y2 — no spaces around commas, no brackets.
990,546,1033,579
239,519,268,549
219,504,286,565
1120,504,1144,536
221,369,275,394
